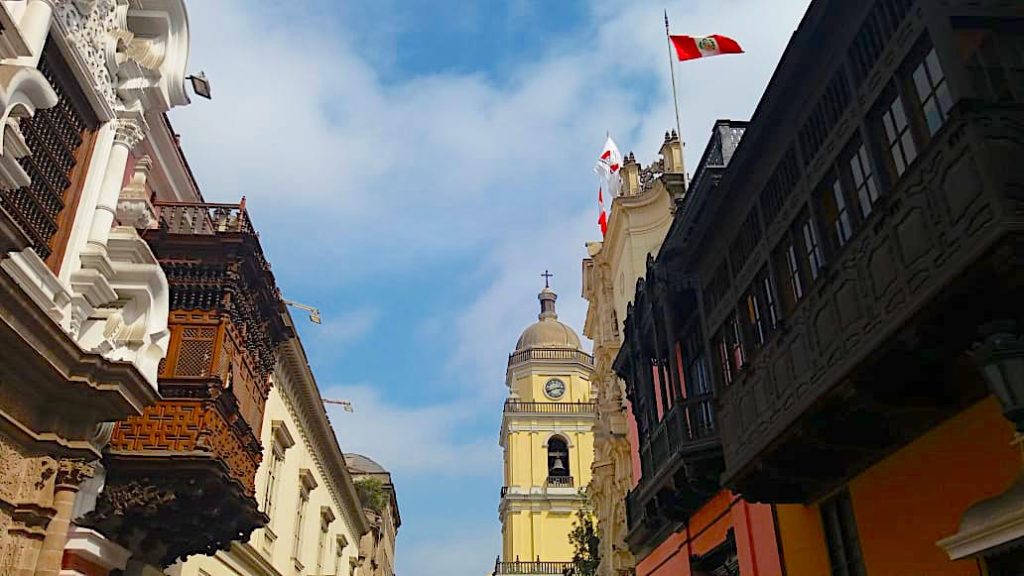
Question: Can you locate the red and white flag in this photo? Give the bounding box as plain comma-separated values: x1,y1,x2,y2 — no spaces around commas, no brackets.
595,135,623,180
670,34,744,61
597,187,608,236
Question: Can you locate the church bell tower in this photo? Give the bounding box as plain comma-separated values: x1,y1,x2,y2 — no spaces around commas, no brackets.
495,277,596,575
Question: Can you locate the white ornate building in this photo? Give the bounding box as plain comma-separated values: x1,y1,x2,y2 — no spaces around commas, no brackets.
0,2,324,576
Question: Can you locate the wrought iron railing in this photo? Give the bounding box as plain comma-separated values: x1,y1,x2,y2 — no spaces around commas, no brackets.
546,476,574,488
507,347,593,367
493,560,575,575
500,486,509,498
503,400,596,415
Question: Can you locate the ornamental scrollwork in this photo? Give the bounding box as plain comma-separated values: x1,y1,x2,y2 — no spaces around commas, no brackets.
53,0,128,111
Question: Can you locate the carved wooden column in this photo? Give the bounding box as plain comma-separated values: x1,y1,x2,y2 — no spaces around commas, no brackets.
33,461,92,576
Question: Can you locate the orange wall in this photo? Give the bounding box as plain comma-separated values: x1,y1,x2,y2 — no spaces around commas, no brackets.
852,397,1017,576
637,491,783,576
778,396,1019,576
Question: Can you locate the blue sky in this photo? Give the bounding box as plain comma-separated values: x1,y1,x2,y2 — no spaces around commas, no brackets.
169,1,811,574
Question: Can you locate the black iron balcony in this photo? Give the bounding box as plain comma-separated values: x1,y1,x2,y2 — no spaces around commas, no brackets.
716,104,1022,502
546,476,575,488
503,400,596,415
493,559,575,575
507,347,593,368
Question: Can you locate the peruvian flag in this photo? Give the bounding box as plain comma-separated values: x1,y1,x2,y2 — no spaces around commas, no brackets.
597,187,608,236
670,34,744,61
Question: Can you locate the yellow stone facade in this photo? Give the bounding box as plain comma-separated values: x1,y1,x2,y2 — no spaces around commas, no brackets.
497,286,596,571
581,133,681,576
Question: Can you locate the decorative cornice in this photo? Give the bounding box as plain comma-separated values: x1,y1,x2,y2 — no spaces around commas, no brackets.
275,319,370,537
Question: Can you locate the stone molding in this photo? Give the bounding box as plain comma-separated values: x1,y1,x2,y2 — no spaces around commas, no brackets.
275,333,370,538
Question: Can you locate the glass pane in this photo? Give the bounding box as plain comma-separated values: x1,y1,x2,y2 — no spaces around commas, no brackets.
926,49,945,84
924,99,942,134
936,82,954,115
883,112,897,142
891,97,908,129
902,131,917,164
850,155,864,186
891,143,906,175
913,64,931,100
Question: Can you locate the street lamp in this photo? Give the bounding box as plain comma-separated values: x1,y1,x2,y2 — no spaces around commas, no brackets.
971,320,1024,431
186,71,212,99
284,299,322,325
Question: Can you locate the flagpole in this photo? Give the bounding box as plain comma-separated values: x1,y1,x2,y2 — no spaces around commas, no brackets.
664,10,688,188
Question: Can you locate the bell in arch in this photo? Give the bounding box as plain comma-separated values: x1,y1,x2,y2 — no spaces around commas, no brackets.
550,456,567,475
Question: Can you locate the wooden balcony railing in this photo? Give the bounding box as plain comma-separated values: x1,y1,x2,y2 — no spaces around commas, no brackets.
493,560,575,575
546,476,574,488
154,200,255,236
108,397,262,495
503,400,596,415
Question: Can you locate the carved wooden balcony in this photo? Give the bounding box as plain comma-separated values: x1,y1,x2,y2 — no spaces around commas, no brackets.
622,395,723,557
716,104,1024,502
85,200,292,567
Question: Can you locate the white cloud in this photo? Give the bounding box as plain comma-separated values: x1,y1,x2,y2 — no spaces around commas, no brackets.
315,308,380,347
322,384,499,479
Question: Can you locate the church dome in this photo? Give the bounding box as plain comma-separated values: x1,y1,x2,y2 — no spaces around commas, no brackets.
514,286,583,352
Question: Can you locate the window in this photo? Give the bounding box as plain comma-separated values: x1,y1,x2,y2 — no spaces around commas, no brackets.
547,436,569,478
880,93,917,176
960,30,1024,104
262,445,283,518
785,243,804,302
317,510,335,575
913,48,953,135
821,490,866,576
684,331,714,437
848,144,879,218
293,490,308,561
762,273,779,330
292,469,317,565
802,219,824,280
821,177,853,249
335,535,349,576
716,333,733,386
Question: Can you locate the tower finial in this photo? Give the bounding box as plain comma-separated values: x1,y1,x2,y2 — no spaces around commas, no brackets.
538,272,558,320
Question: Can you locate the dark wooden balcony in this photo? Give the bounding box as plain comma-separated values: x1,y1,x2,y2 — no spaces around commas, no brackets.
85,200,293,566
623,394,723,557
493,559,574,575
717,104,1024,502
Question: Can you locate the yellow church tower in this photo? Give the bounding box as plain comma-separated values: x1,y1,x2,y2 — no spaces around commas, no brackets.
495,277,596,576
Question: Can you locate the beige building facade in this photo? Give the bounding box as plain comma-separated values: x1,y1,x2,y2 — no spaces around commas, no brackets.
581,133,682,576
346,454,400,576
173,328,370,576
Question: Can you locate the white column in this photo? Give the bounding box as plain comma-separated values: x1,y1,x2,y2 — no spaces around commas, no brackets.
85,118,144,252
17,0,52,67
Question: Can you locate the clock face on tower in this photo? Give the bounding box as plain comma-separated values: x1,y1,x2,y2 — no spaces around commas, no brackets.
544,378,566,399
